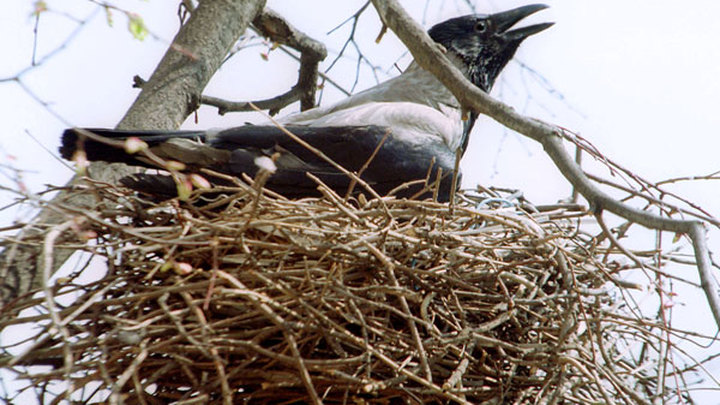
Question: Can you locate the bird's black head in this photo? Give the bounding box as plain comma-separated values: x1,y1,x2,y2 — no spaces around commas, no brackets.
428,4,553,93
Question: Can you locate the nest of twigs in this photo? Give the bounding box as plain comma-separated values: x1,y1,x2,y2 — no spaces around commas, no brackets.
1,175,698,404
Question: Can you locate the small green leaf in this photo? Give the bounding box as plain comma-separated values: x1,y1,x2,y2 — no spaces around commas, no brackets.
32,1,47,17
104,6,113,27
176,176,192,201
127,13,148,41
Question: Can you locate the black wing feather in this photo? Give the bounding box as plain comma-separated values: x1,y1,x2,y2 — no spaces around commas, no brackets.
61,125,456,200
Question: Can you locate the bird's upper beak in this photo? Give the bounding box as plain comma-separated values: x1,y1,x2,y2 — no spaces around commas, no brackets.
490,4,554,42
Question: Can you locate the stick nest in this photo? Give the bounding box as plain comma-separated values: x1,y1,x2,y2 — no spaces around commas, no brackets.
1,178,698,404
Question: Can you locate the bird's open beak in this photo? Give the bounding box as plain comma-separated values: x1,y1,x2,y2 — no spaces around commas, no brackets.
491,4,554,41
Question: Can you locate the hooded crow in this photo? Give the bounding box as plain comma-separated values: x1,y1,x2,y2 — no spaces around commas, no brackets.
60,5,552,201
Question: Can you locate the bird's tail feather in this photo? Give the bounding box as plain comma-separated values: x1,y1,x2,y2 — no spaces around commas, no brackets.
60,128,207,164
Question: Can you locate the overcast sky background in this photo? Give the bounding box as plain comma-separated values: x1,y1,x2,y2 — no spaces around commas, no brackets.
2,0,720,402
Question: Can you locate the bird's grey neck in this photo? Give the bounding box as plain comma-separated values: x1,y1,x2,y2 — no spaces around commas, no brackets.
375,62,461,111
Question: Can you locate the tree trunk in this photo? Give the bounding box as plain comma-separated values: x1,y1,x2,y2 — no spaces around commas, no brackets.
0,0,267,309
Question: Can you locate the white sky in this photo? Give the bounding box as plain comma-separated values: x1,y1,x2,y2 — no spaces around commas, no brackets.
2,0,719,402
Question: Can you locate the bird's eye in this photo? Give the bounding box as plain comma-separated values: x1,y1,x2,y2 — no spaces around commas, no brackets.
474,21,487,33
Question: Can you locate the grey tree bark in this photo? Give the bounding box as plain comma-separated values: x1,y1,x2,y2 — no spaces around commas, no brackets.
0,0,267,308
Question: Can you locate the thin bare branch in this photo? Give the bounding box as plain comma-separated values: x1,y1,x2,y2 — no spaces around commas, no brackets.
200,8,327,115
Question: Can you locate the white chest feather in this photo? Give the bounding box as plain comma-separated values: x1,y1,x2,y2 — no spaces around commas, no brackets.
278,64,466,151
283,101,463,150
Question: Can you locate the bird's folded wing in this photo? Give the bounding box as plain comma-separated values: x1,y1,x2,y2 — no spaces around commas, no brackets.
213,125,456,197
62,125,456,199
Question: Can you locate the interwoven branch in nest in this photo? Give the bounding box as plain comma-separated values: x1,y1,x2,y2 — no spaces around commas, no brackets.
0,178,708,404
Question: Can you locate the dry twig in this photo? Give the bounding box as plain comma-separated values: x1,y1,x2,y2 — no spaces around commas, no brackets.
1,179,712,404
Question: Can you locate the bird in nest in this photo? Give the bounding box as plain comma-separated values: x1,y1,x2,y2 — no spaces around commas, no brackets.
60,5,552,202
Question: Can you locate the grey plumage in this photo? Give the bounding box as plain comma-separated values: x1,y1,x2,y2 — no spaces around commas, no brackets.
60,5,552,201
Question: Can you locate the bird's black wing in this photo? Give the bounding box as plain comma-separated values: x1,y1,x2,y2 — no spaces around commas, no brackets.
61,125,457,200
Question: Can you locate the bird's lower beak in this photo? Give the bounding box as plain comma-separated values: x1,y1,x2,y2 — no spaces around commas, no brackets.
491,4,553,41
504,21,554,42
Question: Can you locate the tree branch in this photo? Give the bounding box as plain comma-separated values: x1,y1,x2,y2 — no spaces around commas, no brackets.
201,7,327,115
370,0,720,329
0,0,267,309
